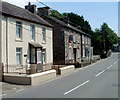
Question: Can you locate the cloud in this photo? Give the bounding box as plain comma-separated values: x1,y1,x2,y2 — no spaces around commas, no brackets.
2,0,119,8
2,0,37,8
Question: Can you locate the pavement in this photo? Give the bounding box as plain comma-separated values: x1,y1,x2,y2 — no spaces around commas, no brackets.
1,52,119,98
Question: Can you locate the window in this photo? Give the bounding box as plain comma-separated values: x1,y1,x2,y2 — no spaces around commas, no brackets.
83,46,85,57
42,49,46,64
88,38,89,44
42,28,46,42
73,34,76,43
16,48,22,65
82,35,84,43
85,37,87,44
31,48,36,63
69,35,73,43
16,21,22,39
30,25,35,40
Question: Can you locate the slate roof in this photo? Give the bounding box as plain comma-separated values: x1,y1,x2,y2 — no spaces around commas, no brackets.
1,2,53,27
43,15,91,37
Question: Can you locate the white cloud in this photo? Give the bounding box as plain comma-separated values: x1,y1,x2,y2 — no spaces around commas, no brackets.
2,0,119,9
2,0,37,8
2,0,119,8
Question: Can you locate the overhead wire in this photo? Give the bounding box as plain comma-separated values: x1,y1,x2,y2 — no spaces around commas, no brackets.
35,0,116,33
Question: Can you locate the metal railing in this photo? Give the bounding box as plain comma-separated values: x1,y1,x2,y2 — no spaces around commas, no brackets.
2,63,54,75
3,64,30,75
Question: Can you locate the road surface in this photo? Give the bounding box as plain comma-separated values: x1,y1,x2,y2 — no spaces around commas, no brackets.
3,53,119,98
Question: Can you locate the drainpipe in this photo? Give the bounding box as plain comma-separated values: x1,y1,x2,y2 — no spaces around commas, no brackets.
0,13,2,81
81,34,83,61
6,16,8,73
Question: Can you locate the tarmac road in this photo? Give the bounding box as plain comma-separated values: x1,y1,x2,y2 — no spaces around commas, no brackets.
3,53,119,98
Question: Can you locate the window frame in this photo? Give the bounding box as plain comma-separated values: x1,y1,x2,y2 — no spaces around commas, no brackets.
30,24,35,41
69,35,73,43
16,48,22,66
42,27,46,43
16,21,22,40
42,49,46,64
82,35,84,44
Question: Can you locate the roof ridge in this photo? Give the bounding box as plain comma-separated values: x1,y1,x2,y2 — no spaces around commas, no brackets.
2,1,53,27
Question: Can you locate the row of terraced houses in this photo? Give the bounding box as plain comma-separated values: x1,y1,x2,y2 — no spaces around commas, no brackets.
0,2,93,83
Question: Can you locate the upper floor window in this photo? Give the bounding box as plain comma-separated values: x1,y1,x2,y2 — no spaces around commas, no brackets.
85,37,87,44
16,21,22,39
42,28,46,43
88,38,90,44
82,35,84,43
30,25,35,40
69,35,73,43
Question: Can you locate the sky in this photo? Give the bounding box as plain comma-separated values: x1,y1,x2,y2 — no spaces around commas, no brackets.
2,0,119,36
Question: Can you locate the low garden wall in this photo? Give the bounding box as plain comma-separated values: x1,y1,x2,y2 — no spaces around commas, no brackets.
3,69,56,85
59,65,75,75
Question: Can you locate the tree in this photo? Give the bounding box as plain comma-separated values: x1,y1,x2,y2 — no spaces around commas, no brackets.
50,10,63,19
100,23,118,52
63,12,92,35
92,29,103,54
50,10,118,55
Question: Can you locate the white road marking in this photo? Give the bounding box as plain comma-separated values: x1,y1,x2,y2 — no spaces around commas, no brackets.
16,89,24,93
64,80,89,95
0,94,7,97
107,65,112,69
114,59,119,64
2,94,6,96
95,70,105,77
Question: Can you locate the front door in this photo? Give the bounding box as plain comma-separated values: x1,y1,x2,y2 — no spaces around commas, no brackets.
37,48,42,72
73,48,77,63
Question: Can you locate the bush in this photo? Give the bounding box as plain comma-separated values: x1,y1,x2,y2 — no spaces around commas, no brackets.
74,62,81,68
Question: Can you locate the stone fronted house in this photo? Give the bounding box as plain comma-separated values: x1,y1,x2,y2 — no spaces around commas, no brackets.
0,2,53,74
37,7,92,65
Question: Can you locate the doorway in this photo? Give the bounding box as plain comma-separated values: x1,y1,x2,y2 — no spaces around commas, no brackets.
73,48,77,63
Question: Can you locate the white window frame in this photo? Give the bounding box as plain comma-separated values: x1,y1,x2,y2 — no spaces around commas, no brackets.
30,24,35,41
42,49,46,64
73,33,76,43
16,21,22,40
42,27,46,43
82,35,84,44
16,48,22,65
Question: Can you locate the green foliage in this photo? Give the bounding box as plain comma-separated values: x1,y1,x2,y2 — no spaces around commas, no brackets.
49,10,118,55
93,23,118,55
50,10,63,19
63,12,92,34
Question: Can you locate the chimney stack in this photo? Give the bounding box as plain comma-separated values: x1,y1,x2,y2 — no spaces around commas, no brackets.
37,7,50,16
25,2,36,13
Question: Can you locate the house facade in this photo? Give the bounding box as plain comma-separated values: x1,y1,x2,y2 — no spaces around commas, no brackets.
82,35,92,61
37,7,92,65
0,2,53,73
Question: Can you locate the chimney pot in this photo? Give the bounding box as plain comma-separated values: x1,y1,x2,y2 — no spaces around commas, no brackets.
25,2,36,13
28,2,31,5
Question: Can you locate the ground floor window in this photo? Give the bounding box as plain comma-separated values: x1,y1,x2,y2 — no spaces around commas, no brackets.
69,47,73,59
16,48,22,65
42,49,46,64
83,46,85,57
31,48,36,63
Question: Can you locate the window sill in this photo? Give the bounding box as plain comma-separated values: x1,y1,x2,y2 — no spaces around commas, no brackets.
31,39,35,42
15,39,23,42
42,41,46,44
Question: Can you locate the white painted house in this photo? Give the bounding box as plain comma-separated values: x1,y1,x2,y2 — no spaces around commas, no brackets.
0,2,53,74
